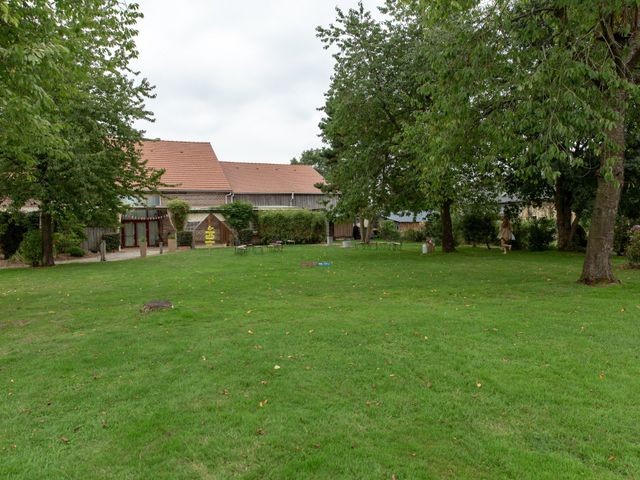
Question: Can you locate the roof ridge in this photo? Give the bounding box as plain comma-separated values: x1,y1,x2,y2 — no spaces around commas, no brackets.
220,161,312,167
142,138,212,145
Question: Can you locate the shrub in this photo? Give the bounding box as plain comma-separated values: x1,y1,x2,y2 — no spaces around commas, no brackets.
238,228,254,245
167,199,190,232
527,218,555,251
379,220,400,241
627,231,640,266
101,233,120,252
510,219,528,250
257,210,325,244
177,231,193,247
402,228,426,243
614,216,634,255
68,246,85,257
17,230,43,266
54,231,84,254
0,212,39,259
220,202,255,237
461,210,498,247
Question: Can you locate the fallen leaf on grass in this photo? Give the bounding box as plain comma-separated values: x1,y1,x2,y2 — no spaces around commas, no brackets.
476,382,482,388
608,455,616,462
247,330,254,335
260,380,268,385
60,436,69,444
274,365,281,370
599,372,606,380
259,399,268,408
256,428,265,436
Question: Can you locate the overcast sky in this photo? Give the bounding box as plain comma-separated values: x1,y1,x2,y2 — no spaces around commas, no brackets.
132,0,383,164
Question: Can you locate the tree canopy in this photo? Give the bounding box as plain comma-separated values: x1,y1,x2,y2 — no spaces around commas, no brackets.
0,0,161,265
318,0,640,283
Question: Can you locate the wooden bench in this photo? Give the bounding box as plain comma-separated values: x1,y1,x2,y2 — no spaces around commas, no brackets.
268,242,283,252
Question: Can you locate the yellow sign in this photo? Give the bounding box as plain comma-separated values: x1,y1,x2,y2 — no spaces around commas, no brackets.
204,225,216,246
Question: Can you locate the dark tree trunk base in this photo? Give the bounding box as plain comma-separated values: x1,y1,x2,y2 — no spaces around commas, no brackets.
555,175,574,251
41,212,55,267
441,201,456,253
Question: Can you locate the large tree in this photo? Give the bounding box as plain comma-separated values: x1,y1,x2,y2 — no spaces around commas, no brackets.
0,0,161,266
317,3,430,243
411,0,640,283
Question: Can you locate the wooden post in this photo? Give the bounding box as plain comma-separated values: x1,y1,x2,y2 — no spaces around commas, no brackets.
100,240,107,262
159,241,164,254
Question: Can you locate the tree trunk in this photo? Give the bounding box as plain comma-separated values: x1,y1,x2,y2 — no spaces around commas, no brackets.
569,213,581,246
41,211,55,267
441,201,456,253
555,175,573,251
579,93,626,284
360,218,368,243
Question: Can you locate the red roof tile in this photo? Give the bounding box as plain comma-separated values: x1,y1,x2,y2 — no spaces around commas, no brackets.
140,140,231,191
220,162,326,194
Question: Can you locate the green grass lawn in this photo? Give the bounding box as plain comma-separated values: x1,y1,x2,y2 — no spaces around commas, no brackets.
1,245,639,479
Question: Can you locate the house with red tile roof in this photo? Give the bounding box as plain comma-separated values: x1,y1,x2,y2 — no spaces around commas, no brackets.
120,139,331,247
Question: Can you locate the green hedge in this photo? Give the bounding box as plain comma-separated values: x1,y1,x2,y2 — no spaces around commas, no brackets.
177,231,193,247
17,230,42,266
257,210,325,244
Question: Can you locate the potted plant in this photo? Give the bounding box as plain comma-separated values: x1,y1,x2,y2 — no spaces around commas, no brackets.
139,238,147,258
167,232,177,253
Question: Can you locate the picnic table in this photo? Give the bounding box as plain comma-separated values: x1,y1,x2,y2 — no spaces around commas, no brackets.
357,241,402,250
234,245,248,254
268,241,283,252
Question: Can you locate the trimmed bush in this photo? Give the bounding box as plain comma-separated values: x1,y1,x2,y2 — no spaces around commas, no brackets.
167,199,190,232
102,233,120,252
527,218,555,251
17,230,43,266
257,210,325,244
68,246,85,257
177,230,193,247
402,228,426,243
461,210,497,248
220,202,255,234
379,220,401,241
